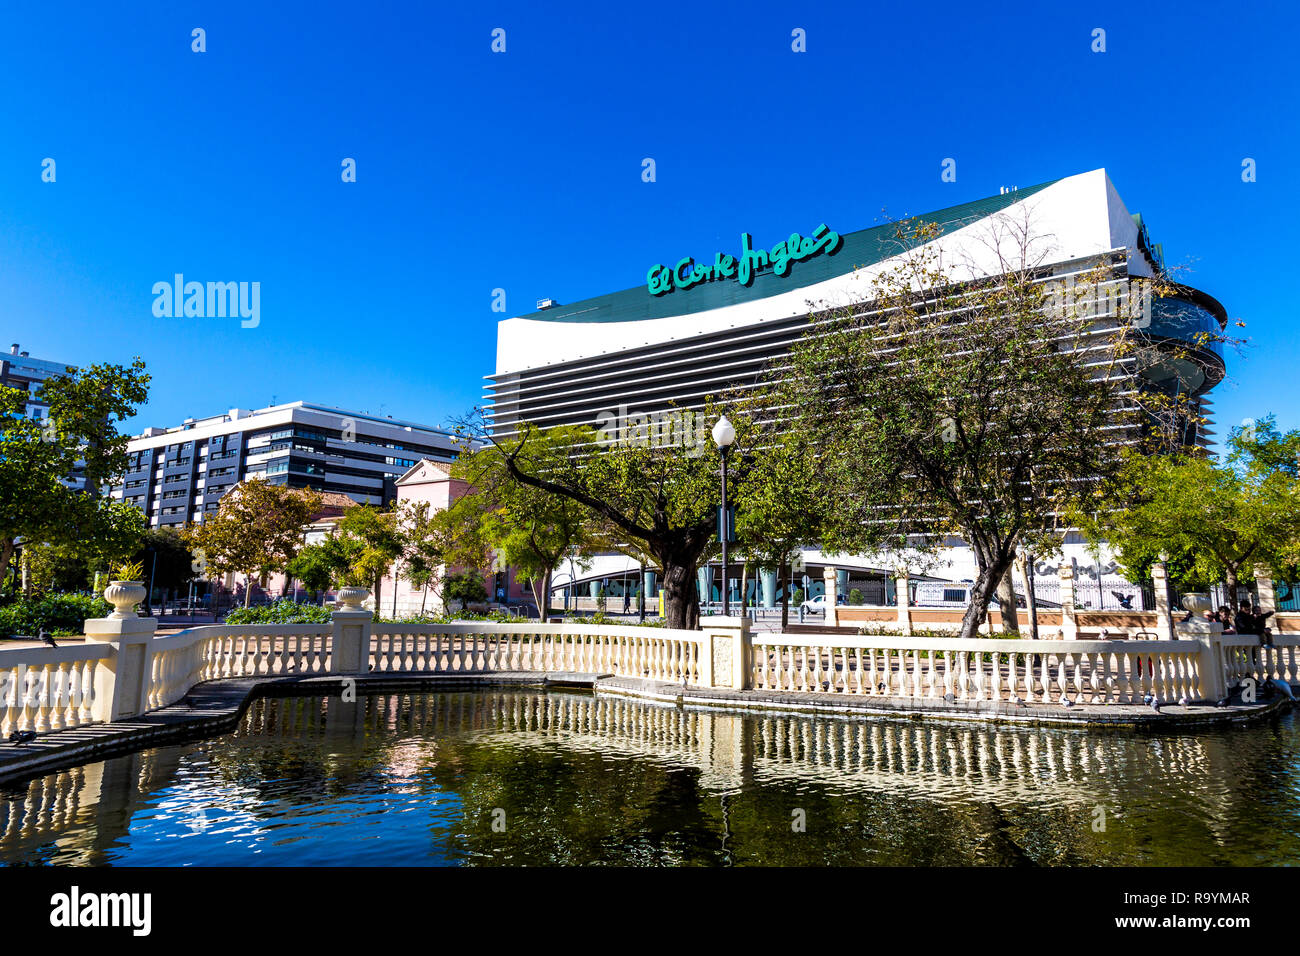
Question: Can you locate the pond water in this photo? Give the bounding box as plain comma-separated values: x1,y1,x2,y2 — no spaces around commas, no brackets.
3,688,1300,866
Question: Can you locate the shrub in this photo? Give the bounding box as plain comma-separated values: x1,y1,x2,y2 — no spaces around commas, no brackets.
385,610,533,624
792,588,805,605
849,588,864,605
443,570,488,606
223,600,333,625
0,593,113,638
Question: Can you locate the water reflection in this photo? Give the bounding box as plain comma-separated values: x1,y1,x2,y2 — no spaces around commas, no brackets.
2,688,1298,866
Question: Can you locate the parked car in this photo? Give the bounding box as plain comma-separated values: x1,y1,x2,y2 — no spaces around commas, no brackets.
799,594,846,613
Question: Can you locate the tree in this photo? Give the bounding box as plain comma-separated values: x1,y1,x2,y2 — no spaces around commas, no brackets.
131,527,196,608
443,569,488,609
15,496,146,596
330,504,403,610
184,478,321,607
452,445,595,619
286,542,338,601
729,399,826,629
778,215,1182,641
1080,416,1300,608
399,498,490,616
455,412,746,630
0,359,150,592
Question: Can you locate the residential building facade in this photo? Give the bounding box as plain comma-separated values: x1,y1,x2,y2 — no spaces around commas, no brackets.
110,402,465,528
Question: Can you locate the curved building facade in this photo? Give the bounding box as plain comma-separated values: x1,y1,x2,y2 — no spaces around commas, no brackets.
489,169,1223,450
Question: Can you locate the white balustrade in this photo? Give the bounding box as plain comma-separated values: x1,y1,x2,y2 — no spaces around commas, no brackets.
0,644,112,736
1219,634,1300,689
368,622,702,684
751,634,1207,704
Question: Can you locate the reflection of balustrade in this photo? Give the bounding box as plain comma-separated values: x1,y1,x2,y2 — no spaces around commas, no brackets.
1,685,1243,861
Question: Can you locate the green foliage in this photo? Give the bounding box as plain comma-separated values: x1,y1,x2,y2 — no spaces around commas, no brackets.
0,593,113,638
455,404,773,630
223,600,333,625
443,569,488,605
1079,416,1300,602
792,588,805,605
452,443,594,617
0,359,150,593
331,504,403,593
111,559,145,582
130,528,195,594
778,219,1165,640
20,543,94,593
185,478,322,606
286,543,337,594
385,609,533,624
849,588,864,605
573,612,664,628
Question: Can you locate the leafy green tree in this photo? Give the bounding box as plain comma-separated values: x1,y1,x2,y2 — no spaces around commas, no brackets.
443,568,488,608
456,412,747,630
397,499,491,617
286,542,337,600
0,359,149,593
1079,416,1300,607
729,402,825,628
778,217,1186,641
331,504,403,610
131,527,196,607
452,446,595,619
184,478,321,607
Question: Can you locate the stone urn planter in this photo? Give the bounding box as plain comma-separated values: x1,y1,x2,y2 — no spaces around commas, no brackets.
1181,593,1212,615
104,581,147,619
336,586,371,611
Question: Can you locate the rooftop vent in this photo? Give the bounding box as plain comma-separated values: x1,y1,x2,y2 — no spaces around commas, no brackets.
536,298,559,310
9,344,17,355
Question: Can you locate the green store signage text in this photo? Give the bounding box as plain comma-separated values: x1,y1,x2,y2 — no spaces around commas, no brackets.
646,224,842,296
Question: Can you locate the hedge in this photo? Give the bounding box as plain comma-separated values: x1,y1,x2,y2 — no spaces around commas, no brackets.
0,594,114,638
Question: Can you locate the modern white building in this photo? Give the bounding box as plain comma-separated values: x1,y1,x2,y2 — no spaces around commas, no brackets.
487,170,1228,609
109,401,465,529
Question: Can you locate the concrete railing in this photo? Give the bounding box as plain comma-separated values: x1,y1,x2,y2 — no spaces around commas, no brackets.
369,621,709,683
0,643,114,735
750,632,1210,704
1219,634,1300,688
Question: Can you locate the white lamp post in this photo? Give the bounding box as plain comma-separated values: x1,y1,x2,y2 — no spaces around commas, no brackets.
712,415,736,616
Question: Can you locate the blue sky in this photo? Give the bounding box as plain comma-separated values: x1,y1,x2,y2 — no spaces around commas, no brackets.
1,1,1296,449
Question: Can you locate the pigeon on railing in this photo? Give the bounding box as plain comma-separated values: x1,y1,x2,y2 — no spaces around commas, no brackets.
1149,696,1162,713
1178,696,1189,707
943,692,955,702
39,629,56,648
1013,695,1027,707
8,730,36,745
1061,697,1074,708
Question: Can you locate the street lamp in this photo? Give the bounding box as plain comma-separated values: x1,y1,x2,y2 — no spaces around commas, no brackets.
712,415,736,616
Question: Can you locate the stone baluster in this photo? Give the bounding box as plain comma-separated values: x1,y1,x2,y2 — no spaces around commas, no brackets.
1058,562,1079,640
